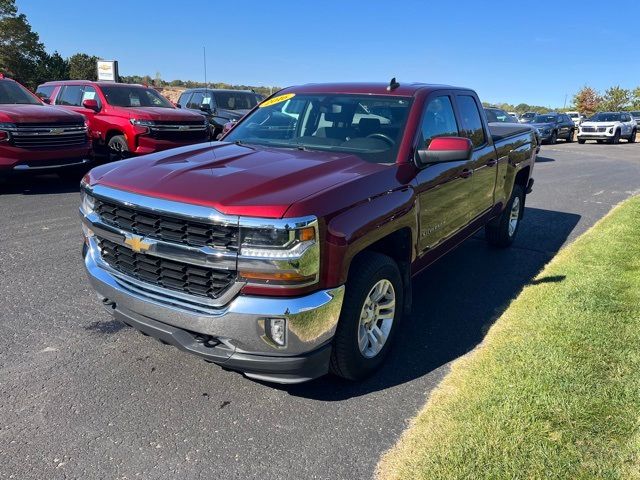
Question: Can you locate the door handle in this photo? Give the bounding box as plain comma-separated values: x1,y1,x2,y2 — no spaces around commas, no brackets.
460,168,473,179
486,159,498,167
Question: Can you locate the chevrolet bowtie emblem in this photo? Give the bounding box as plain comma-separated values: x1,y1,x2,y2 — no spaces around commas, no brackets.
124,234,152,253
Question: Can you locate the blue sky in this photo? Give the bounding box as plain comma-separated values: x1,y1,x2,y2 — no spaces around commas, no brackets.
17,0,640,107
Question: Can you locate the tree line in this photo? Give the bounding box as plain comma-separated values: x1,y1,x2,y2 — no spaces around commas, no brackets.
0,0,277,96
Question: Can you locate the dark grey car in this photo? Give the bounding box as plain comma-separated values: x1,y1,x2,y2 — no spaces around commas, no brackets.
530,113,575,144
177,88,262,138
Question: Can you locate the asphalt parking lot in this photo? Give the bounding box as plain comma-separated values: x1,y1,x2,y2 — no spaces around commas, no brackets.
1,141,639,480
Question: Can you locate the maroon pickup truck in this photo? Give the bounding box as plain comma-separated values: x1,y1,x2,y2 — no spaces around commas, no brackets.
0,76,91,178
80,81,535,384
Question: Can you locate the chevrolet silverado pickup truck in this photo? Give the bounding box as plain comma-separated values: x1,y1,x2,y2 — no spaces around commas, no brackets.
80,81,535,384
0,75,91,178
37,81,208,162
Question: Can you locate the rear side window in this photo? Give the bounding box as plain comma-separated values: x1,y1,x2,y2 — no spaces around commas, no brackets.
419,96,458,148
457,95,486,148
57,85,84,106
36,85,55,101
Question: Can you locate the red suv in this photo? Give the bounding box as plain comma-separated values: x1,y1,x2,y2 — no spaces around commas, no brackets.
36,81,209,162
0,76,91,178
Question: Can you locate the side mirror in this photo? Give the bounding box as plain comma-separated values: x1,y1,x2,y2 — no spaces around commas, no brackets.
42,97,51,104
82,99,100,111
176,103,182,108
414,137,473,168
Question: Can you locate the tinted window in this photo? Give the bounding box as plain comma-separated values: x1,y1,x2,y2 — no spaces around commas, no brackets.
178,92,191,107
622,114,631,122
187,92,204,109
457,95,485,147
35,85,55,101
57,85,84,106
213,91,258,110
419,96,458,147
484,108,511,123
101,86,173,108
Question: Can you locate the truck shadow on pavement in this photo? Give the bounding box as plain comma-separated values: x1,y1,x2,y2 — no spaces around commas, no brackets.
283,207,581,400
0,173,83,195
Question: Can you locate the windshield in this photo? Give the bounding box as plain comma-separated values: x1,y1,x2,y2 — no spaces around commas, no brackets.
588,113,621,122
224,93,412,164
568,113,579,119
522,113,536,119
533,115,558,123
213,91,258,110
630,111,640,118
101,85,174,108
0,80,41,105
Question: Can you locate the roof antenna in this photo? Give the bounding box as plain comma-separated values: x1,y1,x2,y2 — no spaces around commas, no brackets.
387,77,400,91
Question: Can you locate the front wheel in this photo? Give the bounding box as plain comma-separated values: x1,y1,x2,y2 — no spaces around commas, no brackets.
578,139,586,144
549,131,557,145
485,184,525,248
611,130,621,144
629,130,636,143
330,252,403,381
107,135,130,162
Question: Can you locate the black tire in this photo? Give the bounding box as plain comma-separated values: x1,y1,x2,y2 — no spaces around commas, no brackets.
611,130,620,144
629,130,636,143
566,129,574,142
578,139,586,144
597,140,604,144
549,131,557,145
485,184,525,248
330,251,404,381
107,135,129,162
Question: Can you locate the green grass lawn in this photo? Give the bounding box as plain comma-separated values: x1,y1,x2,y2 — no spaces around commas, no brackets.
377,196,640,480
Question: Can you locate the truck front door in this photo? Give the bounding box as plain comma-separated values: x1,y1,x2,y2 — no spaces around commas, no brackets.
414,93,476,252
454,93,498,217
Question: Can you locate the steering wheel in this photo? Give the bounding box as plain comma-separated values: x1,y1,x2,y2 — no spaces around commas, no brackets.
366,133,395,146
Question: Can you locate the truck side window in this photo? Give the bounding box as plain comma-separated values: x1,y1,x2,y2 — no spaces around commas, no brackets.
178,92,191,107
57,85,84,106
457,95,486,148
187,92,204,109
81,86,101,107
419,96,458,148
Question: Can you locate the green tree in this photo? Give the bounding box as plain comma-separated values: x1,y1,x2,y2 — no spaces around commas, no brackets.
68,53,99,80
37,51,69,82
573,86,601,116
601,85,630,111
0,0,46,88
630,87,640,110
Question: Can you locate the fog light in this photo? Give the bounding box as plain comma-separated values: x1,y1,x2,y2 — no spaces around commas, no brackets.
267,318,287,347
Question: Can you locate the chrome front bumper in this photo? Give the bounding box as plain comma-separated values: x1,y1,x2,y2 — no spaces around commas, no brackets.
84,237,344,370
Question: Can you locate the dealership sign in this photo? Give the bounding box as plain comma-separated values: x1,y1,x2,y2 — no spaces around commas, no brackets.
97,60,119,82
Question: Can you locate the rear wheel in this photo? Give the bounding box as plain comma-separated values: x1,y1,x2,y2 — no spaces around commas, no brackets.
578,139,586,144
330,251,403,381
566,129,574,142
485,184,524,248
611,130,621,144
107,135,129,162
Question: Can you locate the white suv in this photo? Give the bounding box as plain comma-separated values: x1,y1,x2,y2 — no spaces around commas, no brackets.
566,111,583,127
577,112,637,144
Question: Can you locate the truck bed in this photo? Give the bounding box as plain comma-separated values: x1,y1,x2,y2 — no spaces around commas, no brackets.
488,123,534,142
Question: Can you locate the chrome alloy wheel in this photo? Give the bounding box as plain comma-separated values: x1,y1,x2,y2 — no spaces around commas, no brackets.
509,196,521,237
357,279,396,358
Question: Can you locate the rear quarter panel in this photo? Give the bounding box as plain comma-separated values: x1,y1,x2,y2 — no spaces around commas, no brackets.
493,130,535,209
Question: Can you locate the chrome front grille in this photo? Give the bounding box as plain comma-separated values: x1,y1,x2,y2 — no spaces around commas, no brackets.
149,121,208,141
99,238,235,299
11,122,88,149
581,126,607,133
94,198,239,250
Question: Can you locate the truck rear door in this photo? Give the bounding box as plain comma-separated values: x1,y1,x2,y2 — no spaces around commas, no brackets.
453,93,498,217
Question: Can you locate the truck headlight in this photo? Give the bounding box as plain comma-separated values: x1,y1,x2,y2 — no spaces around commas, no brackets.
80,189,96,216
238,217,319,287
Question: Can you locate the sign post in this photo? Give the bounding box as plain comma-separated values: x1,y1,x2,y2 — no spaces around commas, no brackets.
97,60,119,82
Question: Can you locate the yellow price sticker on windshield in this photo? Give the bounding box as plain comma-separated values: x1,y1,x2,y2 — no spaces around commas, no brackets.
259,93,295,108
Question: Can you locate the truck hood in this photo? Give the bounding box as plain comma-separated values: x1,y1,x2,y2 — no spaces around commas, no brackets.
530,122,555,129
109,106,205,122
88,142,386,218
0,104,84,124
